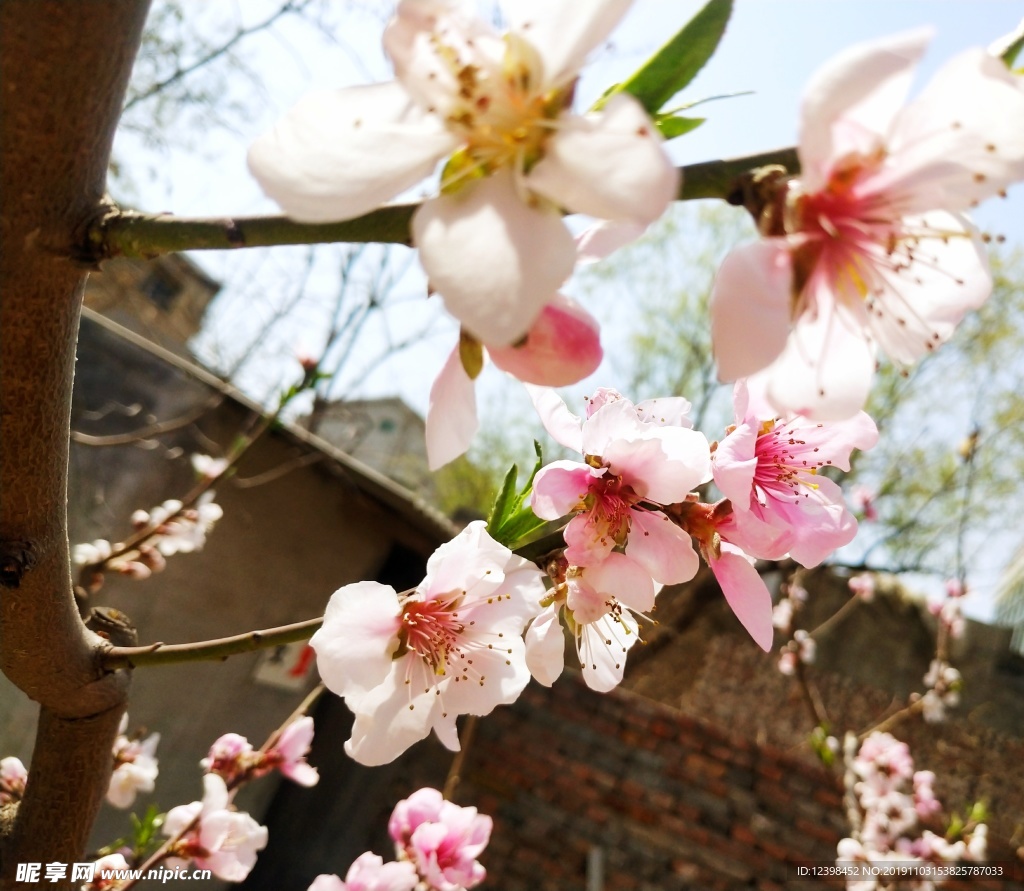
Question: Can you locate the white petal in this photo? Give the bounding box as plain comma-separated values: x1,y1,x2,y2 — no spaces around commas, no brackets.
883,49,1024,212
578,613,638,693
711,240,794,382
414,171,576,345
345,662,438,766
867,213,990,365
526,385,584,452
764,291,876,421
527,94,678,224
385,0,504,118
311,581,401,698
575,219,646,263
248,82,456,222
424,521,508,601
426,344,479,470
799,29,932,192
506,0,633,89
525,607,566,686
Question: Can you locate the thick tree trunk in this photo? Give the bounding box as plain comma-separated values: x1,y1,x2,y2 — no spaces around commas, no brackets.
0,1,151,883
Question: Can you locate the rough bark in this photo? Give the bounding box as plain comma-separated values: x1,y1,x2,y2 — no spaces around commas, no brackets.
0,1,151,882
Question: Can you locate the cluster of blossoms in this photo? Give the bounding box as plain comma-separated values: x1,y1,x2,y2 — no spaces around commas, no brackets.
73,489,223,588
0,756,27,805
919,660,962,724
162,773,269,882
311,379,878,765
838,732,986,890
202,716,319,788
310,787,491,891
107,714,160,809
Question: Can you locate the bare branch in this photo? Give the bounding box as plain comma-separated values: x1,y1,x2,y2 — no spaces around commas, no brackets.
101,616,323,670
71,395,223,446
84,148,800,262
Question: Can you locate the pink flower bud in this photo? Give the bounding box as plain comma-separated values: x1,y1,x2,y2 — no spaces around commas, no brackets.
488,293,602,386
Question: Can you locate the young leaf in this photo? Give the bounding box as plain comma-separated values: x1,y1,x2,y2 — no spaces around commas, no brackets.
487,464,520,533
656,115,705,140
596,0,733,115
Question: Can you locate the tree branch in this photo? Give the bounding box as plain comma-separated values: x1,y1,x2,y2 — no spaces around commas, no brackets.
0,0,151,878
84,147,800,262
102,617,323,670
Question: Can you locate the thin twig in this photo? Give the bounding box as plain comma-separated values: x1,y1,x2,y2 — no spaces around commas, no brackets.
123,1,308,112
102,616,323,670
71,395,223,446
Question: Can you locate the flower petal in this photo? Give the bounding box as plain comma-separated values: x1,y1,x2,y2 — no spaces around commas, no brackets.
525,607,566,686
531,460,593,520
578,613,638,693
488,293,603,386
884,48,1024,211
709,544,774,651
426,344,479,470
583,551,658,613
763,289,876,421
712,421,759,508
311,581,401,698
627,509,699,585
414,170,576,345
527,94,678,224
506,0,634,89
248,82,455,222
799,29,931,192
711,239,795,382
526,385,584,452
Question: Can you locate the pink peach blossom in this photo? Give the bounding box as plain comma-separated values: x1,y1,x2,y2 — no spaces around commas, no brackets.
712,30,1024,420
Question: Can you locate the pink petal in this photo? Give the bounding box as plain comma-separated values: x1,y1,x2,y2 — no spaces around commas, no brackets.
425,344,479,470
505,0,634,89
489,294,602,386
627,509,699,585
413,170,576,345
605,424,711,505
248,82,455,222
581,552,657,614
527,93,678,224
711,240,794,382
799,29,931,192
709,544,774,651
531,461,594,520
712,421,759,508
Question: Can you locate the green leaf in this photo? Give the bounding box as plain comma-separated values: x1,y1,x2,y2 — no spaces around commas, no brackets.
487,442,552,549
487,464,520,532
596,0,733,115
655,115,705,139
992,19,1024,67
